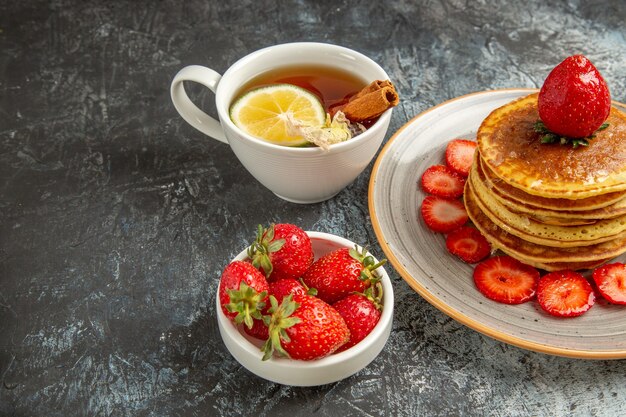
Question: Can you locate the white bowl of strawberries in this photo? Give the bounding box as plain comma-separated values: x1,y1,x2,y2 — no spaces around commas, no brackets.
216,223,394,386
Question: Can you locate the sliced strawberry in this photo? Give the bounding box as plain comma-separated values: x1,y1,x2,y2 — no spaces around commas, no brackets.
421,165,465,198
445,139,477,177
473,256,540,304
591,263,626,305
446,226,491,263
420,195,468,233
536,270,595,317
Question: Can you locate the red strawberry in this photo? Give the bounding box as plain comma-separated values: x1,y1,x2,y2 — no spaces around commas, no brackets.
333,292,382,352
473,256,540,304
262,293,350,361
421,165,466,198
244,316,271,340
445,139,477,177
269,278,310,301
248,223,314,281
244,278,316,340
219,261,269,328
536,270,595,317
538,55,611,138
591,262,626,305
301,246,386,305
420,195,468,233
445,226,491,263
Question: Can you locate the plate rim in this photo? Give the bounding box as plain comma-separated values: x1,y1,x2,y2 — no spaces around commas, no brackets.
368,88,626,359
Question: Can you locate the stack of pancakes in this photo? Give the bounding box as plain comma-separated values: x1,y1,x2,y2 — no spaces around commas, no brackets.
466,93,626,271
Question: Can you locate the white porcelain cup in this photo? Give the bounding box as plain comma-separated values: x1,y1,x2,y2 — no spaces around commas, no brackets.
170,42,393,204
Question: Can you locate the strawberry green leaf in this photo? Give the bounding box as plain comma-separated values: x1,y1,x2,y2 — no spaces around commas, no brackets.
535,120,608,148
225,281,267,329
267,239,286,253
261,294,301,361
247,224,286,279
260,255,273,277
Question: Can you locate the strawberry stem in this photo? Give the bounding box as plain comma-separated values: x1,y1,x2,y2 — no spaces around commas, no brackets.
349,245,387,283
346,245,386,309
298,277,318,296
261,295,301,361
359,281,384,311
247,224,286,279
225,281,267,329
534,120,610,149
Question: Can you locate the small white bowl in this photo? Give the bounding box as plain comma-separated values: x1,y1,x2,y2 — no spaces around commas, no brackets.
216,231,394,386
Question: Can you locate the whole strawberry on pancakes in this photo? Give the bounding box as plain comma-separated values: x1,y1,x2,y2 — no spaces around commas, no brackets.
537,55,611,141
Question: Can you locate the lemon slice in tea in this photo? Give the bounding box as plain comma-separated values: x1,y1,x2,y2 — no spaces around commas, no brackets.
229,84,326,146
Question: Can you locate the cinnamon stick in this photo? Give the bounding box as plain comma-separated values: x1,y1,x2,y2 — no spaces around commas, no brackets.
340,86,399,122
350,80,395,101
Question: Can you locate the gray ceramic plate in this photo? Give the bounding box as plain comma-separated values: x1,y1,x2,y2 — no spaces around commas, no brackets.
369,89,626,359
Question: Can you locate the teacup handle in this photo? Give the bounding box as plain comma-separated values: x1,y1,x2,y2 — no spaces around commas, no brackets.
170,65,228,143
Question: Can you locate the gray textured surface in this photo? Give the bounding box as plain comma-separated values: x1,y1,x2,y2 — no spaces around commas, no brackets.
1,1,626,416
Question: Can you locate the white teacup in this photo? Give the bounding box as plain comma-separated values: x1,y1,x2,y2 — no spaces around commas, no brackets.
170,42,393,204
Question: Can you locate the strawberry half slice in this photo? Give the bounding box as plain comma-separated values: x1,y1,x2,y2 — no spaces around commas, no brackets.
473,256,540,304
591,262,626,305
445,139,477,177
536,270,595,317
421,164,465,198
420,195,468,233
446,226,491,263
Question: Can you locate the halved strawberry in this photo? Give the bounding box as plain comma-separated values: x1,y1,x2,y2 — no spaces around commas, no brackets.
446,226,491,263
473,256,540,304
421,165,465,198
420,195,468,233
445,139,477,177
536,270,595,317
591,262,626,305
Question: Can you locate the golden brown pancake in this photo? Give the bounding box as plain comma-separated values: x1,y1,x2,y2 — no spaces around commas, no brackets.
520,214,596,227
474,157,626,221
478,93,626,199
469,172,626,247
464,183,626,271
478,157,626,212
